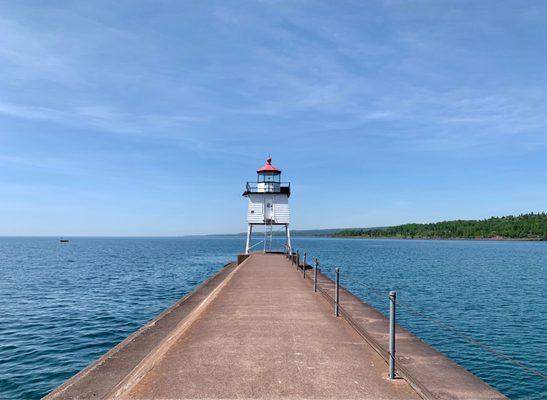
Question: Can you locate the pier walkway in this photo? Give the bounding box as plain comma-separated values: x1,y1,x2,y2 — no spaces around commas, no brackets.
122,253,418,399
47,252,506,399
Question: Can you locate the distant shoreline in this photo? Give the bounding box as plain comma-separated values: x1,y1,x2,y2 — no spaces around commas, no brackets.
330,235,546,241
332,212,546,242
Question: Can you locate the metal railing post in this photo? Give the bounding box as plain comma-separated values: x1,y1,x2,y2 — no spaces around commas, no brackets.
335,267,340,317
303,253,307,278
314,258,318,292
297,251,300,269
389,291,397,379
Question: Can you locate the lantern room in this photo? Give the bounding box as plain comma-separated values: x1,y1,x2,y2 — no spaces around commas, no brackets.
257,157,281,193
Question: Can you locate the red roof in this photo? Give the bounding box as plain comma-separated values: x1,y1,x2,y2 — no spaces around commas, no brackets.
257,157,281,173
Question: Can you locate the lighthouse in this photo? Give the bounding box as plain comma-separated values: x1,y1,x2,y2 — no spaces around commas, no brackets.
243,157,291,254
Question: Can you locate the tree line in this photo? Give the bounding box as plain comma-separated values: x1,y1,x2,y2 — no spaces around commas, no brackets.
334,212,547,240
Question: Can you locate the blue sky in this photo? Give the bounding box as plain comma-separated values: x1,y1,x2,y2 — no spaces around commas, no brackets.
0,1,546,236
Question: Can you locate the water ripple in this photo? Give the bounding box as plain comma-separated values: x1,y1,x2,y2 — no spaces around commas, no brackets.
0,237,545,399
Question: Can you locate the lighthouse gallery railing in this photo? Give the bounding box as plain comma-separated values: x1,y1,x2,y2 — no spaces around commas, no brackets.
244,181,291,194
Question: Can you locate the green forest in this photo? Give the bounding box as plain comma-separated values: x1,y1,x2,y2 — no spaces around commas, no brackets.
334,212,547,240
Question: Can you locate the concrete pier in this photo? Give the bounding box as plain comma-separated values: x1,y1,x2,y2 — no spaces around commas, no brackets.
46,253,506,399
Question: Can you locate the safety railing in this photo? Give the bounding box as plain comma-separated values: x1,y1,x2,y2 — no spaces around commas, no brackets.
284,247,547,383
244,181,291,193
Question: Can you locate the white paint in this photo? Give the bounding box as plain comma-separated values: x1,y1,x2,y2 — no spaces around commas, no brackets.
257,182,280,192
264,196,274,221
245,225,253,254
246,194,290,224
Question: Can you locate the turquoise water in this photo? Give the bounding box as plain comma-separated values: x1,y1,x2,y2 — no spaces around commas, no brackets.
0,237,545,399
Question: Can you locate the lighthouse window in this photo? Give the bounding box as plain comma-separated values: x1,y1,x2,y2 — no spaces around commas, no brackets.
267,203,271,208
258,173,280,183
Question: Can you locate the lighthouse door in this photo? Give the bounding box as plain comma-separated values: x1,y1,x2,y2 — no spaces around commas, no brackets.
264,197,274,222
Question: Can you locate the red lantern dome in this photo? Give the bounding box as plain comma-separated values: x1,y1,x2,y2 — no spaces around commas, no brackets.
257,157,281,174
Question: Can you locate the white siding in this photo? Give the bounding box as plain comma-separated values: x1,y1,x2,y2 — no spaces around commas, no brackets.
273,195,290,224
246,193,290,224
247,194,264,223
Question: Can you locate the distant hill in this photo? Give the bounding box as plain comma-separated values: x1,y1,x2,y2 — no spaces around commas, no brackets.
215,212,546,240
334,212,547,240
291,228,376,236
220,228,371,237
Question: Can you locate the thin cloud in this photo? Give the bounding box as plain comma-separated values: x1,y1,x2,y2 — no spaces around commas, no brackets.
0,101,198,136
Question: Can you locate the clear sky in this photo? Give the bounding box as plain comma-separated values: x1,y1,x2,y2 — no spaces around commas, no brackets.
0,1,546,236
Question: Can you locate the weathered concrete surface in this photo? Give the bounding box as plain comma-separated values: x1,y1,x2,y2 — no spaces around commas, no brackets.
123,254,419,399
47,253,506,400
45,263,237,400
306,266,507,400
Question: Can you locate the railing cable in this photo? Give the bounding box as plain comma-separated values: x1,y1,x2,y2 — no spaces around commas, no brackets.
295,250,547,381
248,239,265,250
394,299,547,381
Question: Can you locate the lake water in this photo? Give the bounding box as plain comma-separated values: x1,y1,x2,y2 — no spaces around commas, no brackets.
0,237,545,399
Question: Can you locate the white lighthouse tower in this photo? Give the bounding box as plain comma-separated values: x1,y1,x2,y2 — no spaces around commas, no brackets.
243,157,291,254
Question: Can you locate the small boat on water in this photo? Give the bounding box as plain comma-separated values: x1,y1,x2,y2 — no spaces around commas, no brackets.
60,239,69,243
